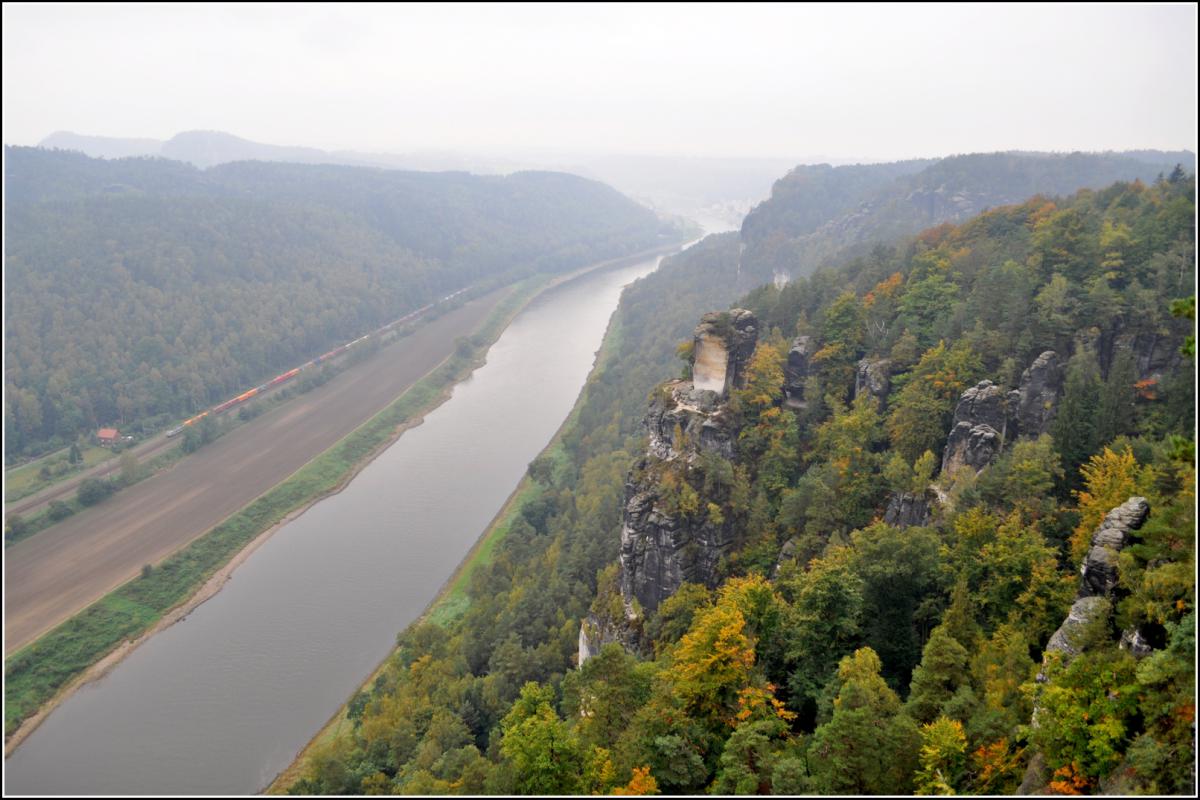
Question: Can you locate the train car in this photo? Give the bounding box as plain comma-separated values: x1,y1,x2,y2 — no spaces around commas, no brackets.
212,398,238,414
163,289,480,448
183,411,209,427
318,344,349,362
268,368,300,387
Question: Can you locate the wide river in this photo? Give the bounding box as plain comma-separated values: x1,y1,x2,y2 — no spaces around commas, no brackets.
5,253,666,795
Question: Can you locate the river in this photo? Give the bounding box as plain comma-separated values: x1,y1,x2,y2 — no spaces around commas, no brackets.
4,253,666,795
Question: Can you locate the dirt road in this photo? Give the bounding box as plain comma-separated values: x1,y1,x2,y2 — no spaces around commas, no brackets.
3,289,510,654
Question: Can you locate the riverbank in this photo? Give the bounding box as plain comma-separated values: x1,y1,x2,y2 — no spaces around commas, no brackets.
0,279,504,749
5,281,494,536
267,279,637,794
3,241,682,753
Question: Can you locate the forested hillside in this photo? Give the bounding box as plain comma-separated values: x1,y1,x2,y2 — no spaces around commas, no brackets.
739,150,1194,285
4,147,679,456
290,170,1195,795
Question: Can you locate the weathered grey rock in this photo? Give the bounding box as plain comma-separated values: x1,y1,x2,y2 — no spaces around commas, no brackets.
1013,351,1063,438
954,380,1009,432
1042,596,1111,664
772,538,799,578
1017,752,1049,795
854,358,891,406
883,491,933,528
1026,496,1152,790
1112,329,1185,384
1038,497,1149,673
618,477,737,614
783,336,812,407
1119,626,1154,658
941,421,1003,476
644,381,739,461
940,381,1009,475
618,310,758,615
578,609,642,666
691,309,758,397
1079,496,1150,598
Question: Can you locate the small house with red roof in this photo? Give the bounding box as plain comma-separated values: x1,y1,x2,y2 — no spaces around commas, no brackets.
96,428,120,446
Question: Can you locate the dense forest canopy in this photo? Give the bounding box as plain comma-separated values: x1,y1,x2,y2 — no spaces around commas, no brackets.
290,169,1195,795
4,147,680,456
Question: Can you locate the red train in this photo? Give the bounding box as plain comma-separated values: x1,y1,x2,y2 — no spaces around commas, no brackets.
165,288,472,438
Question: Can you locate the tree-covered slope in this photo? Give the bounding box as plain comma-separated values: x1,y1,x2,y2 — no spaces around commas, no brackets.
289,171,1195,795
740,150,1194,285
4,147,678,455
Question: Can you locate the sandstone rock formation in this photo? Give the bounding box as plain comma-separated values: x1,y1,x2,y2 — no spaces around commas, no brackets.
1111,328,1184,384
1020,496,1151,794
578,609,642,665
643,381,739,462
1041,596,1112,662
1010,350,1063,438
617,310,758,615
854,358,891,407
783,335,812,408
619,481,738,614
883,491,933,528
1039,496,1150,668
1079,497,1150,599
940,380,1009,475
772,538,799,578
691,309,758,397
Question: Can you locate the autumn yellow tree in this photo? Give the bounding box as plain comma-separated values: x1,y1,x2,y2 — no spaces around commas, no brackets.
611,765,659,795
671,602,756,728
734,338,798,497
669,577,793,731
1071,447,1146,561
914,717,967,795
887,340,981,463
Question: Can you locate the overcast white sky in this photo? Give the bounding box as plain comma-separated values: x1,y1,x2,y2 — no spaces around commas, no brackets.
3,3,1196,161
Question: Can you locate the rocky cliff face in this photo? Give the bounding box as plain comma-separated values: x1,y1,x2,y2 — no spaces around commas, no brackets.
619,309,758,616
783,335,812,408
941,380,1010,475
618,472,739,615
691,309,759,397
941,351,1067,478
883,491,933,528
1020,497,1152,794
580,309,761,665
1010,350,1063,438
643,380,739,461
578,608,642,664
1078,497,1150,601
1107,327,1186,383
854,358,891,407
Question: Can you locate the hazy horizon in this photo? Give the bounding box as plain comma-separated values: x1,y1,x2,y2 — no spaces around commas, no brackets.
4,3,1196,163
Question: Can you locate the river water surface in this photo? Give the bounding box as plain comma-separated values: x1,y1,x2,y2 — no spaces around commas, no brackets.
5,254,665,795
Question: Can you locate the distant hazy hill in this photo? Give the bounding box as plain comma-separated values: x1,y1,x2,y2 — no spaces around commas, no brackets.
39,131,164,160
740,150,1196,282
4,146,677,455
36,130,503,172
34,130,801,224
40,129,336,166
